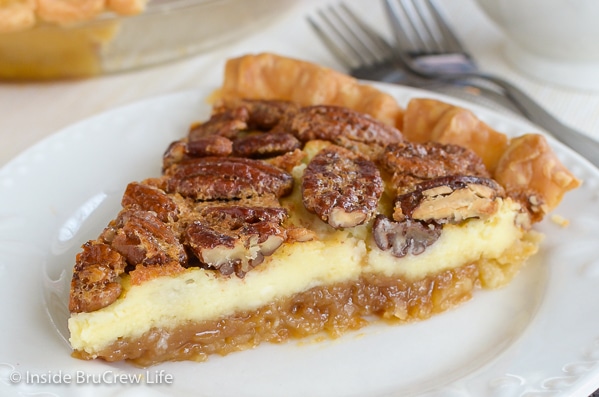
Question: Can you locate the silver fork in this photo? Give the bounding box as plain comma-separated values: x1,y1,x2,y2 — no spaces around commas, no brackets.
384,0,599,168
306,4,521,115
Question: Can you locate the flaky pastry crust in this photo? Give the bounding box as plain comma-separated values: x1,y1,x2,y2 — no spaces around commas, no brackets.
402,98,508,172
494,134,581,222
218,53,405,128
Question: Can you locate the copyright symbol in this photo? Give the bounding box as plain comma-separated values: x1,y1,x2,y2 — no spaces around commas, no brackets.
9,371,21,384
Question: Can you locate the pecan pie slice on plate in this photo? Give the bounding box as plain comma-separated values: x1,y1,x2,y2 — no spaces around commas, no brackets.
67,53,580,366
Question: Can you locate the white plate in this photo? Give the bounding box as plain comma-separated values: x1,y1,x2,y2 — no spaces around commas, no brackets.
1,84,598,397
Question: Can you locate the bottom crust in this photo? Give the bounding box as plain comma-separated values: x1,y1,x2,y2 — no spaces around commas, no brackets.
73,232,539,367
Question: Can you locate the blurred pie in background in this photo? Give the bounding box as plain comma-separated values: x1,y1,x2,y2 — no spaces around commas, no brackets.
0,0,296,80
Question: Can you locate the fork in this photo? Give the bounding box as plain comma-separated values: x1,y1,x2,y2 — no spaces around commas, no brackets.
384,0,599,168
306,4,521,115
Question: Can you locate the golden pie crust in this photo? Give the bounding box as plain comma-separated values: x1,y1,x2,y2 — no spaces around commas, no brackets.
218,52,405,128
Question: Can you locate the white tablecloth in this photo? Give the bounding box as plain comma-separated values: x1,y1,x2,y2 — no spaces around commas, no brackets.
1,0,598,168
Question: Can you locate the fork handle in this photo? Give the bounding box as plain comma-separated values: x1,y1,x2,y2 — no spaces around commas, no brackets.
440,73,599,169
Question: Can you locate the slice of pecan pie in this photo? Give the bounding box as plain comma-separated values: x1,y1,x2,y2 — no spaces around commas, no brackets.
67,53,580,366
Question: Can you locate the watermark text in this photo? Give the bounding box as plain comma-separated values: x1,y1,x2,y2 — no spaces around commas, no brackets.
8,369,173,386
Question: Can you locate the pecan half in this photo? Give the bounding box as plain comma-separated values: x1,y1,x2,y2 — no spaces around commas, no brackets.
198,204,288,225
69,242,127,313
394,175,504,223
165,157,293,200
163,139,188,170
110,210,187,268
187,135,233,157
121,181,179,223
184,205,288,277
163,135,233,169
188,106,249,140
216,99,300,131
302,145,383,228
276,105,403,147
232,132,301,158
372,215,442,258
381,141,490,194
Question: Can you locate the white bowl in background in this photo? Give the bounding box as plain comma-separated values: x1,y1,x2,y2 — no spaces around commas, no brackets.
474,0,599,91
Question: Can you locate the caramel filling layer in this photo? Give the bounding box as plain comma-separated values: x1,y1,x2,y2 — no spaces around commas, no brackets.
73,250,531,367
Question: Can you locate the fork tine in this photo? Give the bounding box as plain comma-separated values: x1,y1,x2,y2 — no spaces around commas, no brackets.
386,0,446,54
408,0,443,52
308,8,375,69
385,0,468,56
307,14,358,69
383,0,435,54
383,0,415,53
325,6,382,65
396,0,438,53
422,0,468,54
338,4,396,62
308,4,395,70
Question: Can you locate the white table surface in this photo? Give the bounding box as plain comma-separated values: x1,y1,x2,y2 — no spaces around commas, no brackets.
1,0,598,396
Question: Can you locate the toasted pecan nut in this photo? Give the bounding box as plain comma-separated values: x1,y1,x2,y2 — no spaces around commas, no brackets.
163,139,188,170
165,157,294,200
184,222,236,270
187,135,233,157
121,182,179,223
393,175,503,223
302,145,383,229
163,135,233,170
276,105,403,147
110,210,187,270
69,242,127,313
381,141,490,194
188,107,248,140
232,132,301,158
199,205,288,225
243,100,300,130
184,205,288,277
216,99,300,131
372,215,442,258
